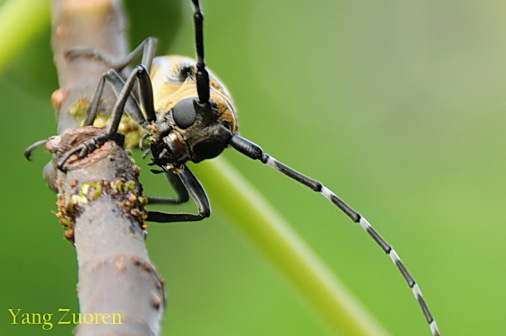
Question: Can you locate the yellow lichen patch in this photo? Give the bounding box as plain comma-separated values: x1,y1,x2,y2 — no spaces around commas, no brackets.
71,193,88,206
80,181,104,202
69,99,148,150
110,179,137,194
53,178,148,242
68,98,91,120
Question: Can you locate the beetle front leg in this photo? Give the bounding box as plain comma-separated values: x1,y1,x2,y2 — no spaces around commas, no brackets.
57,66,150,170
147,166,211,223
55,134,110,170
147,170,190,205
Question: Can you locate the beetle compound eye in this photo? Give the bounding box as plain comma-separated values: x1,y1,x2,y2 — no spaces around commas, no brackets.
172,98,198,129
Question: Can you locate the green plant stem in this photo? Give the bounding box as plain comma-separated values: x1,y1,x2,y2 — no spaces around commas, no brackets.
0,0,49,72
191,157,390,336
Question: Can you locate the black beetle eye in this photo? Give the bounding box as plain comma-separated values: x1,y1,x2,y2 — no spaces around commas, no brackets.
172,98,198,129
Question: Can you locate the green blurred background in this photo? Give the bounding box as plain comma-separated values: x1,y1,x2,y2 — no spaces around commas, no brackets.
1,0,505,335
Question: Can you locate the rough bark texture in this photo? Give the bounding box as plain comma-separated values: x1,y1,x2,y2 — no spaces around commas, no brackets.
47,1,166,335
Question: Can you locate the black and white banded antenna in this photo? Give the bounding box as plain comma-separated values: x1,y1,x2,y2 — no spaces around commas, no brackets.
228,135,440,336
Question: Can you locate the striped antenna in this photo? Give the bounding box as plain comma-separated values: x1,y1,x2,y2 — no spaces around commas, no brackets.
229,134,440,336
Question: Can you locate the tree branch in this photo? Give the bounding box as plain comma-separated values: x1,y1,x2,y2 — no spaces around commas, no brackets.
47,1,166,334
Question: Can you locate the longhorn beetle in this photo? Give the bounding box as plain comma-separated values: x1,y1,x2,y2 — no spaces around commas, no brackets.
25,0,440,334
